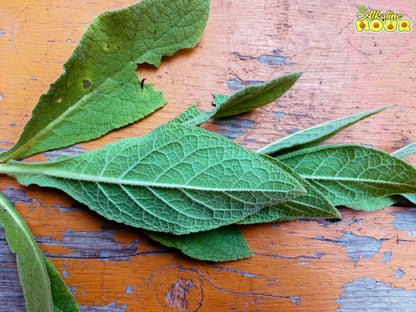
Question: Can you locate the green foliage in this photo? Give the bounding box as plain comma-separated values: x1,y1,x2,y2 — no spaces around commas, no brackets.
278,145,416,206
146,226,253,261
1,0,416,309
257,105,389,156
182,72,303,126
0,193,79,312
0,123,306,235
0,0,210,163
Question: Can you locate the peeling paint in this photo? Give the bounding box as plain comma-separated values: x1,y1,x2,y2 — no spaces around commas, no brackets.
0,140,13,145
214,117,254,139
286,128,300,135
380,251,392,263
0,93,4,101
41,144,86,161
210,264,259,277
290,296,301,306
165,278,196,310
315,231,386,262
394,269,405,278
273,111,286,121
233,50,295,66
79,301,127,312
226,76,265,93
391,208,416,237
37,226,140,260
125,286,134,294
0,186,31,205
337,277,416,311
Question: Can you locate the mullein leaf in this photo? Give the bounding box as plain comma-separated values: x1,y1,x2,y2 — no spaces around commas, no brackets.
146,226,253,262
0,0,210,163
257,106,390,156
0,123,306,235
278,145,416,206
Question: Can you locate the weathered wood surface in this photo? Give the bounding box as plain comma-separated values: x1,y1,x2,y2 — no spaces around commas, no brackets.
1,0,416,311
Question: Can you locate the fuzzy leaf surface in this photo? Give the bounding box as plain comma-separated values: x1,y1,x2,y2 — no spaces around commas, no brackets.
257,106,389,156
0,0,210,162
279,145,416,206
0,124,305,235
240,155,340,224
146,226,253,261
182,72,302,126
0,193,80,311
43,255,80,312
345,142,416,210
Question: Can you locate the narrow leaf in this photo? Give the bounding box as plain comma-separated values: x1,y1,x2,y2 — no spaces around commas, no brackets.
257,106,390,156
0,123,305,235
0,193,79,312
43,255,80,312
146,226,253,261
182,72,303,126
0,0,210,162
278,145,416,206
391,142,416,160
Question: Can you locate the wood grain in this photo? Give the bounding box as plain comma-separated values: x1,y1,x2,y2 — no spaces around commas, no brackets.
1,0,416,311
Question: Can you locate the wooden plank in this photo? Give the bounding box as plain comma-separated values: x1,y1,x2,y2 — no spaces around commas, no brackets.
0,0,416,311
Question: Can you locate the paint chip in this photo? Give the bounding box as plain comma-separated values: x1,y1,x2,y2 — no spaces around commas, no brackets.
337,277,416,311
394,269,405,279
391,209,416,237
315,231,385,263
380,252,392,263
214,117,254,139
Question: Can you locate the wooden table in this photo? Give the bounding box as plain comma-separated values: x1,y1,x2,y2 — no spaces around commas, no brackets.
1,0,416,311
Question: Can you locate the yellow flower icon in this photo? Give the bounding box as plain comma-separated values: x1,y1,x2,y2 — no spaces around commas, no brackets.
355,20,370,32
385,20,397,32
398,19,411,32
370,20,383,32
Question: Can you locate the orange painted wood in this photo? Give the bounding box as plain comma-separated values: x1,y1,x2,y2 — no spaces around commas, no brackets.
1,0,416,311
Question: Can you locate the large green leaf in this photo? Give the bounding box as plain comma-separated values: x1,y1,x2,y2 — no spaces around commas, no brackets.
278,145,416,206
0,193,79,312
257,106,389,156
146,226,253,261
0,0,210,163
181,72,303,126
0,123,305,235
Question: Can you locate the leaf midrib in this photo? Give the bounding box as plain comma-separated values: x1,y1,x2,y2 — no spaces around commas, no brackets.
0,163,299,194
2,63,136,162
302,175,416,188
